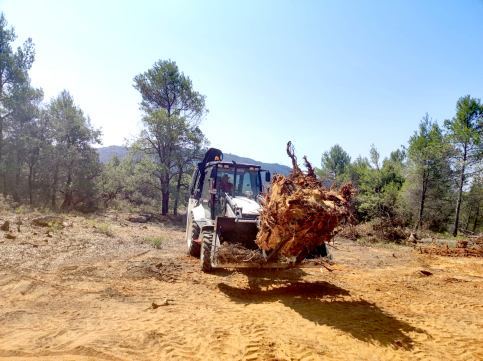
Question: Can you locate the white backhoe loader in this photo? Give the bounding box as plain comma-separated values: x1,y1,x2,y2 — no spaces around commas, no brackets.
185,148,331,272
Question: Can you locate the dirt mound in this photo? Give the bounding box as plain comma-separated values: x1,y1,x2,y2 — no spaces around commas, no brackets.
456,239,468,248
419,245,483,257
256,142,355,260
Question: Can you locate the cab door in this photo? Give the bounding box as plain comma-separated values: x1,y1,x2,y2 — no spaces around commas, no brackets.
201,167,214,220
186,165,202,220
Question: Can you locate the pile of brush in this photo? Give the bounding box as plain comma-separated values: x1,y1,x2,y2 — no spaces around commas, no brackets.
255,142,355,261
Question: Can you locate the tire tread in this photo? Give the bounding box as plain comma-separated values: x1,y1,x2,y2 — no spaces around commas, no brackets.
201,231,213,272
188,214,201,257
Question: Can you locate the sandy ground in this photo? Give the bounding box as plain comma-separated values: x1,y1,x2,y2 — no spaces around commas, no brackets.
0,211,482,361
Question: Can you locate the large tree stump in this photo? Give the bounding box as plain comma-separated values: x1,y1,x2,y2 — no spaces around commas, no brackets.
256,142,355,261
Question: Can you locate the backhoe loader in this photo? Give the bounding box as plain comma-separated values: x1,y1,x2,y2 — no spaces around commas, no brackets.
185,148,331,272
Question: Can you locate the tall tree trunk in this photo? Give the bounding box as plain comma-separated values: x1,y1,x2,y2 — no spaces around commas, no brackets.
13,158,21,203
161,189,169,215
0,116,3,162
28,165,34,205
472,204,480,233
11,181,20,203
0,116,4,199
464,209,471,231
416,172,428,230
51,163,59,207
61,167,73,210
453,150,467,236
173,170,183,216
2,176,7,200
61,190,73,210
161,172,170,215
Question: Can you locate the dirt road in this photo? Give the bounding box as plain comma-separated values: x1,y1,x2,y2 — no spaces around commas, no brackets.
0,212,482,360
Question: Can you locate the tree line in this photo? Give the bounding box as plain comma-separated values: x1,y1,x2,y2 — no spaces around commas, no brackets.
3,11,483,238
0,13,207,214
318,96,483,236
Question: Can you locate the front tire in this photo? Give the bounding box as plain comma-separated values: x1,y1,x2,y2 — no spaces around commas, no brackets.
307,243,332,259
200,230,214,272
187,214,201,257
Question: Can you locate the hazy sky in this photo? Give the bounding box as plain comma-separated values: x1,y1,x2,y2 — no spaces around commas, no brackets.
1,0,482,167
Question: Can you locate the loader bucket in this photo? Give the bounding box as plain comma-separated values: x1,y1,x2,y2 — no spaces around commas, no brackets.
214,217,259,250
209,216,333,269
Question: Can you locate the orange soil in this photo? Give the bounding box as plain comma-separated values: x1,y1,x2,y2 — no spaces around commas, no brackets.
0,212,482,360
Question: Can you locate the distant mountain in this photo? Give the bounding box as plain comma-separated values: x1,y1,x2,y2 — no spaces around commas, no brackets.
96,146,292,176
222,153,291,176
97,145,129,163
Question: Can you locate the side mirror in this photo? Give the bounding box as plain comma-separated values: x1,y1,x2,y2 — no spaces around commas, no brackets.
210,167,217,179
265,171,271,183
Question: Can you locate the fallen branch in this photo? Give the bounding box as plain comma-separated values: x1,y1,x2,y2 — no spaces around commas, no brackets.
320,264,333,272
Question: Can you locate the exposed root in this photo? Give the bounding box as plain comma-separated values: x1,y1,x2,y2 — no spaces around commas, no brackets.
256,142,355,261
286,141,301,174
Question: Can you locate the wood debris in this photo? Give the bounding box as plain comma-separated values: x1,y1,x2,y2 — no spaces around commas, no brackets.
217,243,265,265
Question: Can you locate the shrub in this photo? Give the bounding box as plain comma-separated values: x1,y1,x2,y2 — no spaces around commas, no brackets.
95,222,112,236
143,236,165,249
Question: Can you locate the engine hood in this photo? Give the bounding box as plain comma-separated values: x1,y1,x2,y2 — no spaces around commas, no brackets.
233,196,261,215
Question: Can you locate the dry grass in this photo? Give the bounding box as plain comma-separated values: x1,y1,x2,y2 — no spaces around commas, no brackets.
0,209,185,273
143,236,166,249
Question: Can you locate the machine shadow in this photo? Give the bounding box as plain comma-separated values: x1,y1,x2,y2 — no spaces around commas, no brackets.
217,279,426,350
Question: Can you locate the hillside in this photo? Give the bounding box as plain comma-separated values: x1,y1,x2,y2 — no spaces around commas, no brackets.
97,145,129,163
222,153,291,175
97,146,292,176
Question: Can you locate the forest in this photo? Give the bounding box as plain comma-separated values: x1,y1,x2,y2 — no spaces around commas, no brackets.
1,12,482,238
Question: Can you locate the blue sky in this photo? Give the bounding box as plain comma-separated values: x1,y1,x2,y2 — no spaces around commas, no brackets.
1,0,482,167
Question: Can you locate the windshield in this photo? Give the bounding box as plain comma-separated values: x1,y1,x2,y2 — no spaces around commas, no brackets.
216,165,261,198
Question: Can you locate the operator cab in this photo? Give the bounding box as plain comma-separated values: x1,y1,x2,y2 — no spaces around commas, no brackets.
188,148,270,221
201,161,265,219
214,163,261,197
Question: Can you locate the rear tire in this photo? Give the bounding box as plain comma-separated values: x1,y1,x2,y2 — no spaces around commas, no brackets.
187,214,201,258
307,244,332,259
200,230,214,272
315,244,329,257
